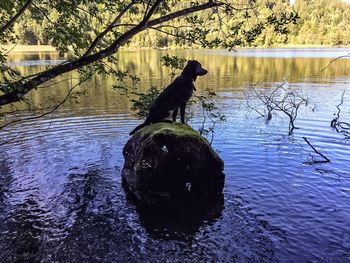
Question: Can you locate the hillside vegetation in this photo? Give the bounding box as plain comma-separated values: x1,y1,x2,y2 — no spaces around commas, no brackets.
9,0,350,48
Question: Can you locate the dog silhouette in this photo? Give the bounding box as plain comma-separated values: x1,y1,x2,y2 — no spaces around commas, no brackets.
129,60,207,135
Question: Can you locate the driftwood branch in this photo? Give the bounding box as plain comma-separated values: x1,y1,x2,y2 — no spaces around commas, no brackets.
331,90,345,128
245,82,309,134
303,137,330,164
321,53,350,72
330,90,350,139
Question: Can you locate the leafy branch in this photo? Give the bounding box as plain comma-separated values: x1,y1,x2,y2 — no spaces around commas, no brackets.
0,1,224,107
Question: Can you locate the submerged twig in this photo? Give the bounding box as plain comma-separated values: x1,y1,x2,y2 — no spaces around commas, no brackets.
331,90,350,139
246,82,310,134
321,53,350,72
303,137,330,164
331,90,345,128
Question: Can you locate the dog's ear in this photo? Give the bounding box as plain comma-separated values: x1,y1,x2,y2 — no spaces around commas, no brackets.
195,62,208,76
186,60,197,70
182,60,197,77
182,60,207,81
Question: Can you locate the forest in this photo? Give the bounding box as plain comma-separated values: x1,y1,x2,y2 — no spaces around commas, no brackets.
8,0,350,48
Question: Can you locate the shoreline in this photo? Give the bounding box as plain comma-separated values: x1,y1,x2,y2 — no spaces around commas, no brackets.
4,44,350,53
3,45,57,52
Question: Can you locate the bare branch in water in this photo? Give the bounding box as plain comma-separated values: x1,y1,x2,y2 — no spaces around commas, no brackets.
321,53,350,72
331,90,350,139
303,137,330,164
245,82,310,134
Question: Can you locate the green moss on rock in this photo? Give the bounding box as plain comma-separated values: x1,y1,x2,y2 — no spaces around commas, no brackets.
135,122,208,144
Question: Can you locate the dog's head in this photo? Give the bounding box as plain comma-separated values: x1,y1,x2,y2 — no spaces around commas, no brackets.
182,60,208,81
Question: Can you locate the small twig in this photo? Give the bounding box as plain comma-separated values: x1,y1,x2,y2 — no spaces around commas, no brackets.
2,42,19,55
303,137,330,164
331,90,345,128
330,91,350,138
83,1,136,56
0,80,83,130
321,53,350,72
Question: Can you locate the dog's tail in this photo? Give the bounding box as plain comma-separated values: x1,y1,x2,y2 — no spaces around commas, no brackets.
129,122,149,135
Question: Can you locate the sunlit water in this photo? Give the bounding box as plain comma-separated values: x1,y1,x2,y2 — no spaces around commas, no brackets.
1,49,350,262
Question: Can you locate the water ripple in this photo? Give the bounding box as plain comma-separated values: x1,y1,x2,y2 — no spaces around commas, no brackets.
1,49,350,261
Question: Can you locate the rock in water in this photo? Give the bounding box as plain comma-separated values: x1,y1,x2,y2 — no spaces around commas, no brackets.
122,123,225,211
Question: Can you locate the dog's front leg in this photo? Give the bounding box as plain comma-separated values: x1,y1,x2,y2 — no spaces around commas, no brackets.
172,108,178,122
180,104,186,124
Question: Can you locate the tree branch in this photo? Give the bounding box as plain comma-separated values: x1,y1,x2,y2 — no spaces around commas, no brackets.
142,0,163,23
0,0,33,35
0,1,223,107
83,0,136,57
147,1,223,28
303,137,331,164
149,26,202,45
0,78,85,131
321,53,350,72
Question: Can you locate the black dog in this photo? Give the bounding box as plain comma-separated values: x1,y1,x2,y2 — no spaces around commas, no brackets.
129,60,207,135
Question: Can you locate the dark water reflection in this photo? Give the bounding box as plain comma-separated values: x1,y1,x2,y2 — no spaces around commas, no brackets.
1,49,350,262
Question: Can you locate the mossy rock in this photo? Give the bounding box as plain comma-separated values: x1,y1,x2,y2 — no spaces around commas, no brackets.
122,122,225,211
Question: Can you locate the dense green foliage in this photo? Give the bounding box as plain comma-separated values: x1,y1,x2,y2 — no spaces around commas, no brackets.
291,0,350,46
6,0,350,48
1,0,299,109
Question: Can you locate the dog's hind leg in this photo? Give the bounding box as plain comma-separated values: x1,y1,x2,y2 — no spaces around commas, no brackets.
172,108,178,122
180,104,186,124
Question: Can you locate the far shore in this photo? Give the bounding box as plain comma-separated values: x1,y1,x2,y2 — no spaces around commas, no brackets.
4,45,57,52
3,44,350,53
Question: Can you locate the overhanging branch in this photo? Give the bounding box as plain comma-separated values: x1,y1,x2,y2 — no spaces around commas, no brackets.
0,0,33,35
83,0,136,57
0,1,224,107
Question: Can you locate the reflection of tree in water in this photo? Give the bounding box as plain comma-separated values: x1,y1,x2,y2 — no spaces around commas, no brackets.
9,50,350,115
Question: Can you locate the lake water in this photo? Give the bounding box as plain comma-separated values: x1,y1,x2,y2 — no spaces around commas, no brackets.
1,49,350,262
